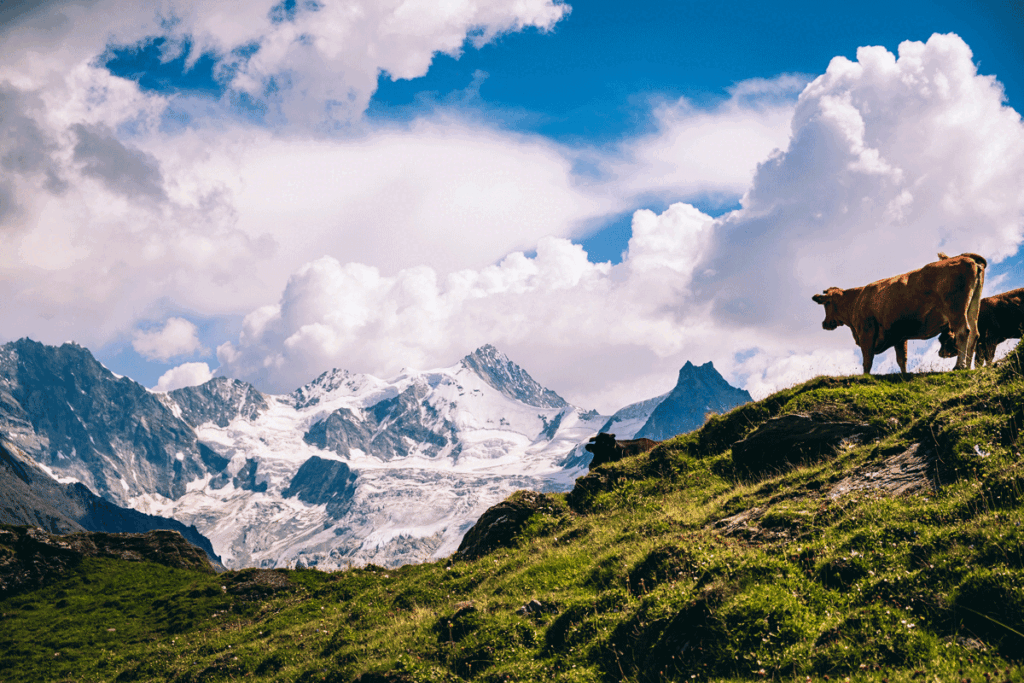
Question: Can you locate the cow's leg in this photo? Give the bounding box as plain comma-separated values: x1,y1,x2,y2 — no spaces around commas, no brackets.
859,318,878,374
982,342,997,366
951,320,975,369
861,346,874,374
895,340,908,375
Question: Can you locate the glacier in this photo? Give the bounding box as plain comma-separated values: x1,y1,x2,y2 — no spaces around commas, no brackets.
130,345,611,569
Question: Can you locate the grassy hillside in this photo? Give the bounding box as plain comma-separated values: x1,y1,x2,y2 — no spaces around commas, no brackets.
3,345,1024,683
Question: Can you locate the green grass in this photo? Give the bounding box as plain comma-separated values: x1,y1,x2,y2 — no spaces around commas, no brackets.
4,343,1024,681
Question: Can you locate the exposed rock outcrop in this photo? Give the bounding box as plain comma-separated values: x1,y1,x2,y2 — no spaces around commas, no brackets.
0,526,215,596
454,491,562,560
828,443,938,498
0,338,220,504
302,382,458,460
731,412,880,475
460,344,568,410
168,377,268,428
281,456,358,518
0,436,223,566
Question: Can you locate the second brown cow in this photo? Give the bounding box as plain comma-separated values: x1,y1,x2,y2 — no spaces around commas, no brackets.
584,433,660,468
812,252,987,374
937,287,1024,366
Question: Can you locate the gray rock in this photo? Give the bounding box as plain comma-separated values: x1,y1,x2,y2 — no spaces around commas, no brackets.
732,412,880,475
454,490,561,560
0,435,223,567
282,456,357,518
168,377,268,428
0,339,218,503
0,526,216,597
460,344,567,409
828,443,938,498
303,381,457,461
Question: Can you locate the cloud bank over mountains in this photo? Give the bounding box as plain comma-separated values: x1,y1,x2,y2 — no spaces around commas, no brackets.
0,1,1022,410
215,34,1024,407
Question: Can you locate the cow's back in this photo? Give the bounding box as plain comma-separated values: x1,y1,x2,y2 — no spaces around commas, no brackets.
984,287,1024,343
621,437,660,456
860,254,985,349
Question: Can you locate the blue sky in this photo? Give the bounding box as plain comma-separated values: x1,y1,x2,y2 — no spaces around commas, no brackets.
1,0,1023,409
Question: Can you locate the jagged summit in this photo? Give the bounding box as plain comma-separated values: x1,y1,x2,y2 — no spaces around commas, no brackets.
634,360,752,441
289,368,384,410
169,377,269,429
459,344,568,410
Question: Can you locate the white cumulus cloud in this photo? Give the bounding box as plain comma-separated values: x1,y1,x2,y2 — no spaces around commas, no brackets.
606,74,809,204
0,0,591,352
694,33,1024,394
215,33,1024,410
132,317,206,361
214,203,729,407
153,362,214,392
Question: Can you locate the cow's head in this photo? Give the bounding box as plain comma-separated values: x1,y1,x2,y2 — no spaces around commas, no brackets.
585,433,623,467
585,433,617,453
937,328,959,358
811,288,845,331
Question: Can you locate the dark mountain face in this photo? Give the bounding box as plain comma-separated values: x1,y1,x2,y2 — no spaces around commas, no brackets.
460,345,568,410
282,456,357,518
0,436,222,567
168,377,269,428
634,361,752,441
303,381,458,460
0,339,219,504
209,457,267,493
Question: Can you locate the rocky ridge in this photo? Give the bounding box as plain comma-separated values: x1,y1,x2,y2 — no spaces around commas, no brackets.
0,525,215,596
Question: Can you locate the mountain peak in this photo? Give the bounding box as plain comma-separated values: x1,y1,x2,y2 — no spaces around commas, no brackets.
462,344,510,367
634,361,751,441
459,345,568,410
168,376,268,428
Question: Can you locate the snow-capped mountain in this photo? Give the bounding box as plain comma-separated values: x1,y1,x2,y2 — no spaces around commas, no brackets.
0,339,221,503
150,344,606,569
0,340,607,568
0,339,751,569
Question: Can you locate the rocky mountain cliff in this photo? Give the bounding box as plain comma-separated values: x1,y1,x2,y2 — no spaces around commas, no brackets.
634,360,752,441
0,339,223,504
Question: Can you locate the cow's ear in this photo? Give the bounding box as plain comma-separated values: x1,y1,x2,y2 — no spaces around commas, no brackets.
608,434,616,439
812,293,828,304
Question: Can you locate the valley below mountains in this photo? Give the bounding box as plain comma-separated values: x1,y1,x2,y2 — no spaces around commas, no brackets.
0,339,750,569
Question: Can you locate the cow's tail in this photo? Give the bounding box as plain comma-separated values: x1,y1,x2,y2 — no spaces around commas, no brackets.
965,255,986,366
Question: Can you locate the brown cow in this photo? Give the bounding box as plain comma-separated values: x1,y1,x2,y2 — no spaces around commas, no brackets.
812,252,986,374
937,287,1024,366
584,432,660,467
